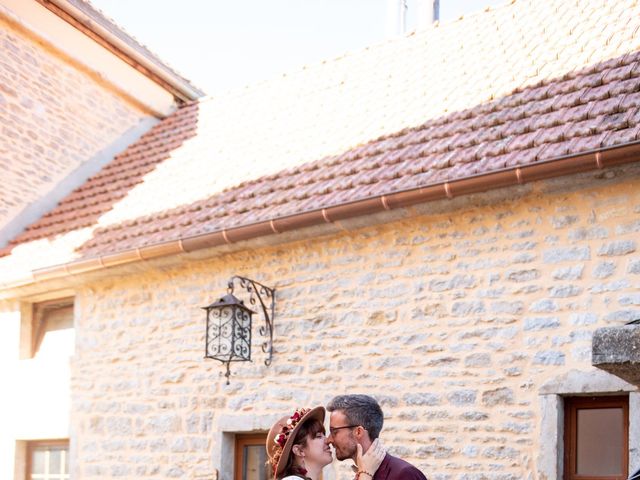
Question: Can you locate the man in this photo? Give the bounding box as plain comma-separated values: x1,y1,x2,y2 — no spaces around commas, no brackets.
326,394,428,480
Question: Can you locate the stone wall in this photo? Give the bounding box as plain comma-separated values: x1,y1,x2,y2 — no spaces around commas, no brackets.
0,14,152,241
63,166,640,478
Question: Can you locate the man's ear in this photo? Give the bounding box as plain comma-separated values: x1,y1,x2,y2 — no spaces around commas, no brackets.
354,426,368,441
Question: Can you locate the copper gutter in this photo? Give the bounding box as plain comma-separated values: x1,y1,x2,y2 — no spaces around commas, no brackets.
26,140,640,284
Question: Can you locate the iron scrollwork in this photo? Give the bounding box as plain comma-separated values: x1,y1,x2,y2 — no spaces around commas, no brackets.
227,275,275,367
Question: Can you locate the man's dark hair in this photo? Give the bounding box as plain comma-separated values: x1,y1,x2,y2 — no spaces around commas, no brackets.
327,394,384,440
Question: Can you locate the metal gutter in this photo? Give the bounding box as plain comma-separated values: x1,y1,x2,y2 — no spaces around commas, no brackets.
37,0,205,101
24,140,640,286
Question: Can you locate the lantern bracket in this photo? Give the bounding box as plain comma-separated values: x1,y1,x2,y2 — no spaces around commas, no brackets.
227,275,275,367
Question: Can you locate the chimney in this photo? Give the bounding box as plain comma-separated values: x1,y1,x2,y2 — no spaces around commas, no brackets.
386,0,440,37
417,0,440,29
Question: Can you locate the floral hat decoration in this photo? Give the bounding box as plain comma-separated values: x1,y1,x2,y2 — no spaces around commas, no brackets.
266,406,325,477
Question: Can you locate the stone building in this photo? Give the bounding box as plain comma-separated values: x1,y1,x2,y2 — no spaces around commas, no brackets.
1,0,640,479
0,0,201,477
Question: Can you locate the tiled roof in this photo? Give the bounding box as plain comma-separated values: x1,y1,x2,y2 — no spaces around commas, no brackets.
2,0,640,270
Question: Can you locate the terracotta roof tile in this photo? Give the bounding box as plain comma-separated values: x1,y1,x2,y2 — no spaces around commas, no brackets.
604,125,640,146
3,0,640,267
622,91,640,109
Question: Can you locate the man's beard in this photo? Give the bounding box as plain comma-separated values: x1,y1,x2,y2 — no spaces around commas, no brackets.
335,444,357,461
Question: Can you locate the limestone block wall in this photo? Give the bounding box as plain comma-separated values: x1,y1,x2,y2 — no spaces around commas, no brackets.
63,166,640,479
0,14,152,240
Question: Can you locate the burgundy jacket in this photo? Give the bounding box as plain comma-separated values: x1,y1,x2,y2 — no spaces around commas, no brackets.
372,454,427,480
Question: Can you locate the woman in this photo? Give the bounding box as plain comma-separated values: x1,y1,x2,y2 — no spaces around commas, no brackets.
266,406,384,480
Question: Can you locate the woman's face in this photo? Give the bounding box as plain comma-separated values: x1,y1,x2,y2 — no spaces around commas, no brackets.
301,430,333,468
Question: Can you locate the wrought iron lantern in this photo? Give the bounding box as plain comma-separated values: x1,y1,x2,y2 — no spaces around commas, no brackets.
203,276,275,384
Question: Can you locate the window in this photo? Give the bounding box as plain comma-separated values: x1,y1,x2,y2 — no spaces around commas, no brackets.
564,396,628,480
26,440,69,480
234,434,272,480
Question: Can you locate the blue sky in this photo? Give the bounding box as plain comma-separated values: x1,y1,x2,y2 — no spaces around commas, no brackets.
91,0,506,95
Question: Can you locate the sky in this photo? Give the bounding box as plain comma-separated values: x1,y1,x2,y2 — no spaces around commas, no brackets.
91,0,507,95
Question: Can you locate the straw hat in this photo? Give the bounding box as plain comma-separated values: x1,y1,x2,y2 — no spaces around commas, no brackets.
266,406,325,477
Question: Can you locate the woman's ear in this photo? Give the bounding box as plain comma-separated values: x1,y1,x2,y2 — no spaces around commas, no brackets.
292,444,304,457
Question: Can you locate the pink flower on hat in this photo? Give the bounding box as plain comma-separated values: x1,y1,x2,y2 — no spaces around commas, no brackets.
274,433,286,446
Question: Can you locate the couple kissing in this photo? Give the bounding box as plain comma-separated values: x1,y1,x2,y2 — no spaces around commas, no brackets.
266,394,427,480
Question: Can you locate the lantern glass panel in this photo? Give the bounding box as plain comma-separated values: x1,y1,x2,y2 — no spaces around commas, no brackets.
206,305,234,360
206,303,253,363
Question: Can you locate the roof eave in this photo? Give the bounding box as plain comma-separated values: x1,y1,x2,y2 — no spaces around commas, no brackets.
40,0,205,101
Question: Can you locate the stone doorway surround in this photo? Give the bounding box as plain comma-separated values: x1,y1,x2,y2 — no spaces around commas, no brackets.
212,413,279,480
537,369,640,480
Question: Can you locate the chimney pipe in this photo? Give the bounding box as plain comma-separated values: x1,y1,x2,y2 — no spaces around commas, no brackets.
417,0,440,29
387,0,439,37
386,0,407,37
